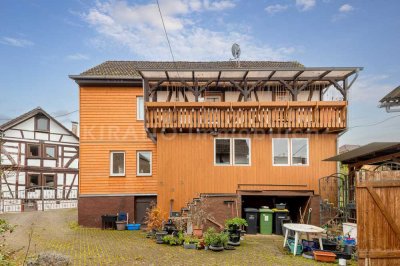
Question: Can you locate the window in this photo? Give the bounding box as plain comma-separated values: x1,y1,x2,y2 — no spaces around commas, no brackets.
215,139,231,165
43,175,56,188
214,138,251,166
291,138,309,165
36,115,50,131
28,174,40,187
234,139,250,165
137,96,144,120
272,138,309,166
110,152,125,176
28,144,40,158
137,151,152,176
272,138,289,165
44,145,56,159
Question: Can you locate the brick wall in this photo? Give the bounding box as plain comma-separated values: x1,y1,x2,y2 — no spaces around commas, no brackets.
78,196,135,228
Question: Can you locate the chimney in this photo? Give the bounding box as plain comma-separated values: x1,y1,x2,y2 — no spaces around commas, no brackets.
71,121,79,136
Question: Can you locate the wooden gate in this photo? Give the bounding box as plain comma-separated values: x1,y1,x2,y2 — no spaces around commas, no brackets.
356,169,400,265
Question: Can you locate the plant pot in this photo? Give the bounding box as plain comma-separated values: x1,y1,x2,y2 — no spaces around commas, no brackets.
116,221,126,231
183,243,197,249
228,240,240,246
228,224,239,231
155,231,168,244
313,250,336,263
209,245,224,251
193,227,203,237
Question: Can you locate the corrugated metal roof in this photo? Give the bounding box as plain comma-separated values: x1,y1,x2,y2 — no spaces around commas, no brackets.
324,142,400,164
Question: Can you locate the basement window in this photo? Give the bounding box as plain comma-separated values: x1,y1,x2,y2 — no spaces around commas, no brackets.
110,151,125,176
137,151,152,176
215,138,231,165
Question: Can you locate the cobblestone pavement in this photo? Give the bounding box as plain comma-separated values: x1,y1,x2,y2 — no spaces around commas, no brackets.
2,209,341,265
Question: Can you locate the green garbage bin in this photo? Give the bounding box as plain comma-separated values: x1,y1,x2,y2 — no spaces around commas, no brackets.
259,207,274,235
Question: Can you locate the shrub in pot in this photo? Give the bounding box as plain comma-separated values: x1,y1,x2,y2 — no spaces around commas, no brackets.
204,228,229,251
144,204,167,243
189,197,214,237
183,236,200,249
225,218,247,245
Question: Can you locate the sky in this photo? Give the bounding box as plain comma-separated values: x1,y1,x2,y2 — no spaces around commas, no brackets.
0,0,399,146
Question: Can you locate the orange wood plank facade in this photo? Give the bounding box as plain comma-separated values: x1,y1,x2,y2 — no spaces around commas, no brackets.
79,86,338,216
79,87,157,195
156,133,338,213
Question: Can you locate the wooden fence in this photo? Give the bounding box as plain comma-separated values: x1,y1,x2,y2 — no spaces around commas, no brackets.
356,170,400,265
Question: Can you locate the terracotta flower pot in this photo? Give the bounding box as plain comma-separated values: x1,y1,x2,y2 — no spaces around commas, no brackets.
193,227,203,237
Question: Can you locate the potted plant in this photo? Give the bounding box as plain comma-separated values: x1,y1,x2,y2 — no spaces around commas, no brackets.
183,236,200,249
204,227,228,251
162,235,179,246
189,197,213,237
225,217,248,246
144,205,167,244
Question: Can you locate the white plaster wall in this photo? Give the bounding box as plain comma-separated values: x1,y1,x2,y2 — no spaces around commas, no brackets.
43,160,56,168
27,159,40,167
225,91,241,102
13,118,34,130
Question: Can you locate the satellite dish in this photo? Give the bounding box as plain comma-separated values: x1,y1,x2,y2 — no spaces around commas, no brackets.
231,43,241,59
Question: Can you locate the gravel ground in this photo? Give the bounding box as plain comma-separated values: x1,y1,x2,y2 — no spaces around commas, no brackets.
1,209,343,265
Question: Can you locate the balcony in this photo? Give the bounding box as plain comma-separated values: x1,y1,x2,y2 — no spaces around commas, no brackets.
145,101,347,132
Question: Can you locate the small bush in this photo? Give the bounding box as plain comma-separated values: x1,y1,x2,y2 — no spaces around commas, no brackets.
27,252,71,266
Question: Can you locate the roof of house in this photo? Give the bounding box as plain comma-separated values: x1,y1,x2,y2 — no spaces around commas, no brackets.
339,144,361,154
324,142,400,165
0,107,79,139
379,86,400,106
78,60,305,78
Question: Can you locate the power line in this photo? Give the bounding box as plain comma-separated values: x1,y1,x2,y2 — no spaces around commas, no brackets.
0,109,79,123
348,114,400,130
156,0,176,63
53,110,78,118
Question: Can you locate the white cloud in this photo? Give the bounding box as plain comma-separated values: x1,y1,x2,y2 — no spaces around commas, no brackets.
349,74,394,103
0,37,34,47
82,0,296,60
265,4,289,14
339,4,353,13
296,0,316,11
67,53,90,60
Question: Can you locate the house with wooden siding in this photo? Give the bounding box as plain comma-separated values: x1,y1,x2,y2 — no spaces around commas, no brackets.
0,107,79,212
70,61,362,227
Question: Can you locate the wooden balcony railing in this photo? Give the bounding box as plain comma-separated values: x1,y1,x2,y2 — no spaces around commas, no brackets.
145,101,347,131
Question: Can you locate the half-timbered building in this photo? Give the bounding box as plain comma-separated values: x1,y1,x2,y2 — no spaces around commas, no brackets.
0,107,79,212
70,61,362,227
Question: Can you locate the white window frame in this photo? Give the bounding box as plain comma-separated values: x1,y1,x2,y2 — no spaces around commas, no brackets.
214,138,232,166
290,138,309,166
137,151,152,176
272,138,290,166
137,96,144,121
110,151,126,177
233,138,251,166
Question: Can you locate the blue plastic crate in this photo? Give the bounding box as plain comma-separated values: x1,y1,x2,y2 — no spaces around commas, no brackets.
126,224,141,230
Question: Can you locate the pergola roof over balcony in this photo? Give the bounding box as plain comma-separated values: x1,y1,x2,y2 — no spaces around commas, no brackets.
138,67,362,82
